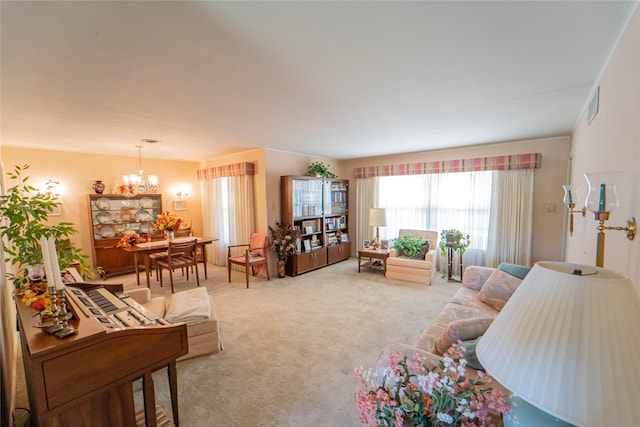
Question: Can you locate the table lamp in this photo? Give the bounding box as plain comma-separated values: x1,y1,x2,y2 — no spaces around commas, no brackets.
476,262,640,427
369,208,386,242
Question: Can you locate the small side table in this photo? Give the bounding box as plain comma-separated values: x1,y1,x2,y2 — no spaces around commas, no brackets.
358,249,390,274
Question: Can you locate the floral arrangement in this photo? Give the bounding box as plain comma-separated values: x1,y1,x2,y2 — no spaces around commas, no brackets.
154,211,183,232
355,342,509,427
21,290,52,312
116,232,145,249
268,222,300,261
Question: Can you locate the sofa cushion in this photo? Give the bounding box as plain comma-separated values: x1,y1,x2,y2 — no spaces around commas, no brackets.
497,262,531,280
462,266,496,291
434,317,495,355
450,287,501,316
477,268,523,311
386,256,434,270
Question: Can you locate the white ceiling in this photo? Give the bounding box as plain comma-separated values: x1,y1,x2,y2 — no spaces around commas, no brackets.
1,1,637,162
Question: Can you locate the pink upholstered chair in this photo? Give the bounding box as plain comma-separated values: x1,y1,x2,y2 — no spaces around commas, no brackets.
227,233,270,288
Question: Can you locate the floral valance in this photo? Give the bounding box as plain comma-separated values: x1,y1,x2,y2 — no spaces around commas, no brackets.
353,153,541,178
197,162,255,180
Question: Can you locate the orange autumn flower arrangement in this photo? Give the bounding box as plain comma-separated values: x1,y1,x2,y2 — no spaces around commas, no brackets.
21,290,52,312
154,211,183,232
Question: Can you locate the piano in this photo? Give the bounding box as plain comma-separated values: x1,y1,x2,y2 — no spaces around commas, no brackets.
15,282,188,427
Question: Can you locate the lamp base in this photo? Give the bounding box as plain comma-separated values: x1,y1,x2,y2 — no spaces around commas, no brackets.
503,395,575,427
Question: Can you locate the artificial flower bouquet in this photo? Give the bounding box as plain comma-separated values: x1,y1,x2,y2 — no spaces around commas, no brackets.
268,222,300,261
154,211,183,232
21,289,52,312
116,232,145,249
355,342,509,427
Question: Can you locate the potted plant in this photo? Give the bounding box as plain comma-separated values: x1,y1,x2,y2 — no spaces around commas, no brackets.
305,161,337,178
439,229,471,278
392,233,426,259
0,164,91,289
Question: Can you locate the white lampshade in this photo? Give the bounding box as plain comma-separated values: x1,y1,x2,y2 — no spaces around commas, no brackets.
476,262,640,427
369,208,386,227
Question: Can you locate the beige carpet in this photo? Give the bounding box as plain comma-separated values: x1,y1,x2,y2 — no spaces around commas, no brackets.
15,259,459,427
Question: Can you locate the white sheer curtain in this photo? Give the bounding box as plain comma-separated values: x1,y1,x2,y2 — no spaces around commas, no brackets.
201,175,255,267
377,171,493,270
355,177,377,249
486,169,534,267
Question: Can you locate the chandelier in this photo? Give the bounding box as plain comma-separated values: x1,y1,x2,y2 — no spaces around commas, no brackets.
123,144,159,193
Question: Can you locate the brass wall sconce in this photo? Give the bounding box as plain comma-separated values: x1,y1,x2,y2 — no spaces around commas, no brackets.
562,184,586,236
583,172,636,267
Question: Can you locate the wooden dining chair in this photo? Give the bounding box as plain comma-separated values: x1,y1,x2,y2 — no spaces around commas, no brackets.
156,239,199,293
149,228,192,281
227,233,270,288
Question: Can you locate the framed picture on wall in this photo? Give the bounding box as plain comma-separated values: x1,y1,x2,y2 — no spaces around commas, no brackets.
173,200,188,211
48,205,62,217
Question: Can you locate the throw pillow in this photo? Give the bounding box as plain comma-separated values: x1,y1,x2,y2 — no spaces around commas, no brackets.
417,239,431,260
434,317,495,355
462,337,485,371
477,268,523,311
497,262,530,280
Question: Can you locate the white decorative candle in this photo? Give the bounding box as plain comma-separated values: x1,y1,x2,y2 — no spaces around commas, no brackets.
40,236,55,288
47,237,64,290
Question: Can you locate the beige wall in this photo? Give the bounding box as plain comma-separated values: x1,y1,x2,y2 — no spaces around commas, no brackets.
567,7,640,292
342,136,572,265
1,147,202,271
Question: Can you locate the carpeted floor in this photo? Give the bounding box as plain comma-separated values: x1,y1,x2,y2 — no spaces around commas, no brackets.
15,259,459,427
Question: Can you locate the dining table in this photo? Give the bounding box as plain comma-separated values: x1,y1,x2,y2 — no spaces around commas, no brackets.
124,236,218,288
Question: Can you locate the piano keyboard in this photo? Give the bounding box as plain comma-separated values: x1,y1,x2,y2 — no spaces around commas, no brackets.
69,286,169,330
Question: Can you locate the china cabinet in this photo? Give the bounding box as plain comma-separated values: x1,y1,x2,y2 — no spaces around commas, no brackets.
280,176,350,276
87,194,163,277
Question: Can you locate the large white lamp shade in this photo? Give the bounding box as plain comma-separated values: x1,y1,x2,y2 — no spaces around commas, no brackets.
476,262,640,427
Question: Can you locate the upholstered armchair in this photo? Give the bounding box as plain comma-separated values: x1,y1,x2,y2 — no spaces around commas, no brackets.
385,229,438,285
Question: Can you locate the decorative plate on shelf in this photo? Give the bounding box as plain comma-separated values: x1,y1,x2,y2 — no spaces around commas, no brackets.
99,225,115,238
95,197,110,210
96,211,114,224
135,209,154,223
139,223,150,234
139,197,154,209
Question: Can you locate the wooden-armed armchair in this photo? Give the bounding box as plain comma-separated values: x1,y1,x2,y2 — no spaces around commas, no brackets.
227,233,270,288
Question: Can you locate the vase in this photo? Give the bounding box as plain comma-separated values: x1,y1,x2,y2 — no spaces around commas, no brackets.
92,180,105,194
277,259,286,278
166,230,175,241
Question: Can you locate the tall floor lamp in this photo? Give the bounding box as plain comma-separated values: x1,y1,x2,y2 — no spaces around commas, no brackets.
477,262,640,427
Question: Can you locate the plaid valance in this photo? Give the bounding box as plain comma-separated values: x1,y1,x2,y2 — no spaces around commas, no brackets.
197,162,255,180
353,153,541,178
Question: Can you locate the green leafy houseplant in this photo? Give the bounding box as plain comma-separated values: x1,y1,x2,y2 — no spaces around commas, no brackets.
392,234,425,259
306,161,337,178
0,164,91,288
438,229,471,258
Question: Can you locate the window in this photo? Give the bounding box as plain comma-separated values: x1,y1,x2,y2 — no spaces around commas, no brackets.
378,171,493,251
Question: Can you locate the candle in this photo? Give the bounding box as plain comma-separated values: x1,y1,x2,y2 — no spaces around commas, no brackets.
598,183,606,212
567,190,573,205
47,237,65,290
40,236,55,288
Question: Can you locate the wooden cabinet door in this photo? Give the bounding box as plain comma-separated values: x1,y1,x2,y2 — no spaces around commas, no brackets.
289,248,327,276
328,242,351,264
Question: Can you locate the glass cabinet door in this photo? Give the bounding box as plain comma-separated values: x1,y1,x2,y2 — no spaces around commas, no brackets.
292,178,323,218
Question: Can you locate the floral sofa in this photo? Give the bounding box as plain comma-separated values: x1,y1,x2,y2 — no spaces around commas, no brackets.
413,263,530,356
385,229,438,285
